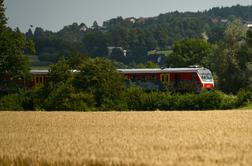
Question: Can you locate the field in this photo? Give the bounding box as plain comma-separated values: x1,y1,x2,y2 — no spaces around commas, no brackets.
0,111,251,166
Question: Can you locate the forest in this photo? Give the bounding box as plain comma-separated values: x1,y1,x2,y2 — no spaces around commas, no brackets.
1,0,252,111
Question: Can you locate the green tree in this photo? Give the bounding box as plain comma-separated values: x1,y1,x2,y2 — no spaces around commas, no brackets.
47,57,73,85
43,57,95,111
82,31,108,57
67,50,88,70
74,57,126,109
210,19,250,93
168,39,213,67
0,0,35,92
0,28,35,89
224,19,246,49
0,0,7,32
91,21,100,31
110,48,126,63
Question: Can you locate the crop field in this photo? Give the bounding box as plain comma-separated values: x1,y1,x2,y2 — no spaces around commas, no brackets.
0,111,251,166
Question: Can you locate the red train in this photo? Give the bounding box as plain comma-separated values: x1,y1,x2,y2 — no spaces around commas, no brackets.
31,67,214,92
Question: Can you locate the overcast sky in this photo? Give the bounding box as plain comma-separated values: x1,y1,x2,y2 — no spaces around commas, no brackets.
4,0,252,32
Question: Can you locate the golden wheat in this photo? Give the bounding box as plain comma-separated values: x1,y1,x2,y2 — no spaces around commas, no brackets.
0,110,251,166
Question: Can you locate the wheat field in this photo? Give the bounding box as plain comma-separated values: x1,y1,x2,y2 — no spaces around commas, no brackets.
0,111,251,166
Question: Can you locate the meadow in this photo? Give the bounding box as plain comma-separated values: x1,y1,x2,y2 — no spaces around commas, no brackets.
0,111,251,166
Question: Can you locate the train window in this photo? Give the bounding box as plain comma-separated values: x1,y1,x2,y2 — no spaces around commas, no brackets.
198,69,213,82
161,75,165,81
36,77,39,83
40,77,43,83
141,75,146,81
151,75,156,80
131,75,136,81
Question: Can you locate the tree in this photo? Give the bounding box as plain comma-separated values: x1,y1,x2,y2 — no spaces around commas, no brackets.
74,57,126,109
91,21,100,31
67,50,88,70
210,19,251,93
168,39,213,67
0,0,7,32
47,57,73,85
0,0,35,91
247,28,252,47
0,28,35,90
110,48,126,63
82,31,108,57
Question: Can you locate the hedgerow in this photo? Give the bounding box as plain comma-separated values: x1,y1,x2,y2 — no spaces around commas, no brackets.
1,88,251,111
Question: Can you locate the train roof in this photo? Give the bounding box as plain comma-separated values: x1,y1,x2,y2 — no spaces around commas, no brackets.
30,70,49,75
117,68,207,74
30,68,209,75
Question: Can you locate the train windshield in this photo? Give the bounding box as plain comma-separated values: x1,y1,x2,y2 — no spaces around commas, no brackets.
198,69,213,82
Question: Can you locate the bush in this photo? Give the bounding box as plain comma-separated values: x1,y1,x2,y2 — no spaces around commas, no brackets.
43,82,95,111
237,90,252,107
124,90,238,111
0,93,24,111
21,86,46,110
64,92,96,111
219,92,238,109
125,87,145,110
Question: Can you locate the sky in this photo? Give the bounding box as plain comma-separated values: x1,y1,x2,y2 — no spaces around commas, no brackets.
4,0,252,32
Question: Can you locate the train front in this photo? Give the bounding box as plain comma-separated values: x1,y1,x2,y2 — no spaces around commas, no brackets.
197,68,214,90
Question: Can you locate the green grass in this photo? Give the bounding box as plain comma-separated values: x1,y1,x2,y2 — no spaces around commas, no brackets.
239,103,252,110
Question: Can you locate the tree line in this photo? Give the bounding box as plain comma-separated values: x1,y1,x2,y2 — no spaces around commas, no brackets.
26,5,252,64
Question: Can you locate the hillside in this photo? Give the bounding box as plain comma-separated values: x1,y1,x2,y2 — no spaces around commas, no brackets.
26,5,252,65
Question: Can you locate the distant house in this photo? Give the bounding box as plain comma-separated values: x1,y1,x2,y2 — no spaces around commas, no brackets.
79,23,88,32
211,18,228,24
245,21,252,28
136,17,151,24
220,19,228,23
107,46,127,57
211,18,219,24
125,17,136,24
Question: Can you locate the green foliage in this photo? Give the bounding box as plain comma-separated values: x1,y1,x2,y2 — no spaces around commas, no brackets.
82,31,108,57
0,0,7,32
0,29,34,85
210,19,252,93
247,28,252,47
27,5,252,66
224,19,246,48
47,57,73,84
74,58,126,108
20,87,43,110
0,93,23,111
124,87,145,110
0,0,35,92
168,39,213,67
124,90,239,111
44,82,95,111
236,90,252,107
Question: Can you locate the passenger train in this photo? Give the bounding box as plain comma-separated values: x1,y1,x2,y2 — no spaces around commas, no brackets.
31,67,214,92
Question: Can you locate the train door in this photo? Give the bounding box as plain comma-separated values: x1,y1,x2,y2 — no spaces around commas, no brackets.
160,73,170,86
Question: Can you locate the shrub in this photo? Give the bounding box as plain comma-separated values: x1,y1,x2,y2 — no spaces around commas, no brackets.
125,87,145,110
236,90,252,107
21,86,46,110
65,92,96,111
0,93,23,111
125,90,238,111
43,82,95,111
219,93,238,109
